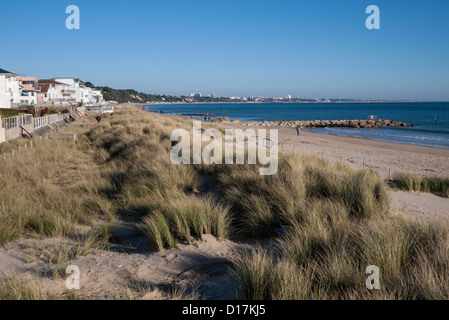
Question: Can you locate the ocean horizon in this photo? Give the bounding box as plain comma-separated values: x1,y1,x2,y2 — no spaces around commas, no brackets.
146,102,449,149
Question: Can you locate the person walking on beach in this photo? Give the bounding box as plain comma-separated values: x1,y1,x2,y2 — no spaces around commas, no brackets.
296,125,301,136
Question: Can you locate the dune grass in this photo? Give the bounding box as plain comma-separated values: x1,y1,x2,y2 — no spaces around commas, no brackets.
229,165,449,299
212,153,389,238
0,109,232,251
83,112,232,250
119,282,199,300
143,192,231,250
393,172,449,197
0,134,115,244
0,276,49,300
234,214,449,300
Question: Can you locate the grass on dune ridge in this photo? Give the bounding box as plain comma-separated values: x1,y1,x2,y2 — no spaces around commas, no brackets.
393,171,449,197
1,108,448,300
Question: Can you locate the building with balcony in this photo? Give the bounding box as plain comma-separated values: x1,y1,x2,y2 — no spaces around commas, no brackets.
52,77,81,102
37,79,69,105
0,68,21,108
16,76,38,105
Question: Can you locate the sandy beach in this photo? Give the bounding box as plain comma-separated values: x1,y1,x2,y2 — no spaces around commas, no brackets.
219,121,449,178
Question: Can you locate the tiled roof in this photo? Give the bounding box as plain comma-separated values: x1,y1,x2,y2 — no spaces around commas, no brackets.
37,83,51,93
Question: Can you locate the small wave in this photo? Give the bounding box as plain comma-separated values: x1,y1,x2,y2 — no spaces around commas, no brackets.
313,127,449,149
322,127,449,142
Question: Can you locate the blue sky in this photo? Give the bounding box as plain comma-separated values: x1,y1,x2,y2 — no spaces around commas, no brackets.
0,0,448,100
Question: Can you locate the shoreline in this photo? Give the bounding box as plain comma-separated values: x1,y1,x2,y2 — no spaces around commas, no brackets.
163,112,449,154
144,101,449,106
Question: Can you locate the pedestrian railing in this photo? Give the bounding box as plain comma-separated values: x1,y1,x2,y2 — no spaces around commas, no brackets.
4,114,33,130
34,116,49,129
103,106,115,113
88,107,103,113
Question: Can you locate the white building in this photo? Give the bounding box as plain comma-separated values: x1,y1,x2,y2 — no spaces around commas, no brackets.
52,77,80,103
52,78,103,105
0,68,21,108
80,86,90,104
0,72,10,108
189,93,202,99
37,80,67,105
89,88,104,104
16,76,38,105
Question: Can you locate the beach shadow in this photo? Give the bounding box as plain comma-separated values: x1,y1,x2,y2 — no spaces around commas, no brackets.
108,209,153,254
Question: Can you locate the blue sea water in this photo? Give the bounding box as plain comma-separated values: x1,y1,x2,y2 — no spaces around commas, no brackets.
145,102,449,149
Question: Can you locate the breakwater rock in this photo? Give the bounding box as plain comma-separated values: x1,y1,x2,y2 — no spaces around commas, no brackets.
240,119,414,129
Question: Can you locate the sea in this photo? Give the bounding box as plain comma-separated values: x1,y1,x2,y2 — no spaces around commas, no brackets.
145,102,449,149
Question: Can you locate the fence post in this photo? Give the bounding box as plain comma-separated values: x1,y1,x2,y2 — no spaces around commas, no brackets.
11,149,14,156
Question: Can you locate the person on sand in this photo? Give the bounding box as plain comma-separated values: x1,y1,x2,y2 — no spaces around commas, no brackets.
296,125,301,136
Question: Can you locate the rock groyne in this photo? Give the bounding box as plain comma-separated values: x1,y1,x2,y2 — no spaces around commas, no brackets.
240,119,414,129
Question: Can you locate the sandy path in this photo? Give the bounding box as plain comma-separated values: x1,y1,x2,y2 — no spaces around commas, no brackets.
390,191,449,220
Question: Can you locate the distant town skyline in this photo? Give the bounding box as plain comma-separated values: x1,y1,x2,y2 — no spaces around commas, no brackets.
1,0,448,101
